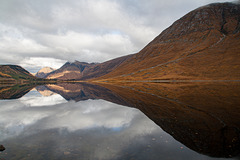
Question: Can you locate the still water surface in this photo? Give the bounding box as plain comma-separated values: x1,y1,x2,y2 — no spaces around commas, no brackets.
0,82,239,160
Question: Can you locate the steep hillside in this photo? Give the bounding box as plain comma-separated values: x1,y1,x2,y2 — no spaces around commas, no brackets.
96,3,240,81
35,67,56,78
0,65,37,82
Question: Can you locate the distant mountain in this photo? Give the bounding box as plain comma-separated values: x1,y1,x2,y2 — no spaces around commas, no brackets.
35,67,56,78
45,54,132,80
0,65,37,82
94,3,240,81
46,61,96,80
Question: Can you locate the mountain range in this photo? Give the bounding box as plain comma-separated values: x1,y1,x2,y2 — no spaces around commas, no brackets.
1,2,240,82
45,54,133,80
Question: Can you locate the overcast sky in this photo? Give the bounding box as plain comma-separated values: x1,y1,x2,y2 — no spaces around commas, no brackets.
0,0,234,72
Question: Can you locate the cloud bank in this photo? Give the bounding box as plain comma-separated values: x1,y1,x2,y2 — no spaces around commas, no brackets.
0,0,231,72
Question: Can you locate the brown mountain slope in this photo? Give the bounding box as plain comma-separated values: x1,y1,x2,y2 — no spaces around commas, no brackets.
95,3,240,81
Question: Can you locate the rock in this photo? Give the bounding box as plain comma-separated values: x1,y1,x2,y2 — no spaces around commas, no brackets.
64,151,71,155
0,145,5,151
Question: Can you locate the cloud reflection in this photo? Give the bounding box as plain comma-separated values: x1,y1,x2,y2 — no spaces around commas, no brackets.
20,89,66,107
0,91,158,141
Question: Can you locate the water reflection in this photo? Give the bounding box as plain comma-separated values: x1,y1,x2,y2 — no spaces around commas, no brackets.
0,98,141,140
0,82,239,160
20,89,66,107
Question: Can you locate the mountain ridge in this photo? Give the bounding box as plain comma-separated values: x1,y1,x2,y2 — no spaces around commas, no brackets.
93,2,240,81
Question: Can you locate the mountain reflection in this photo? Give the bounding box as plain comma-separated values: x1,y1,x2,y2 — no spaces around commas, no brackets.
0,82,239,159
0,83,36,99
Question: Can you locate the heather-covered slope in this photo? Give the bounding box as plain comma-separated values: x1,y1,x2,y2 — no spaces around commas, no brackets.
96,3,240,81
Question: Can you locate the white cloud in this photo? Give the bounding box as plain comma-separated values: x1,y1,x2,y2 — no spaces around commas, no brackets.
0,36,52,55
38,31,135,61
20,57,66,72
